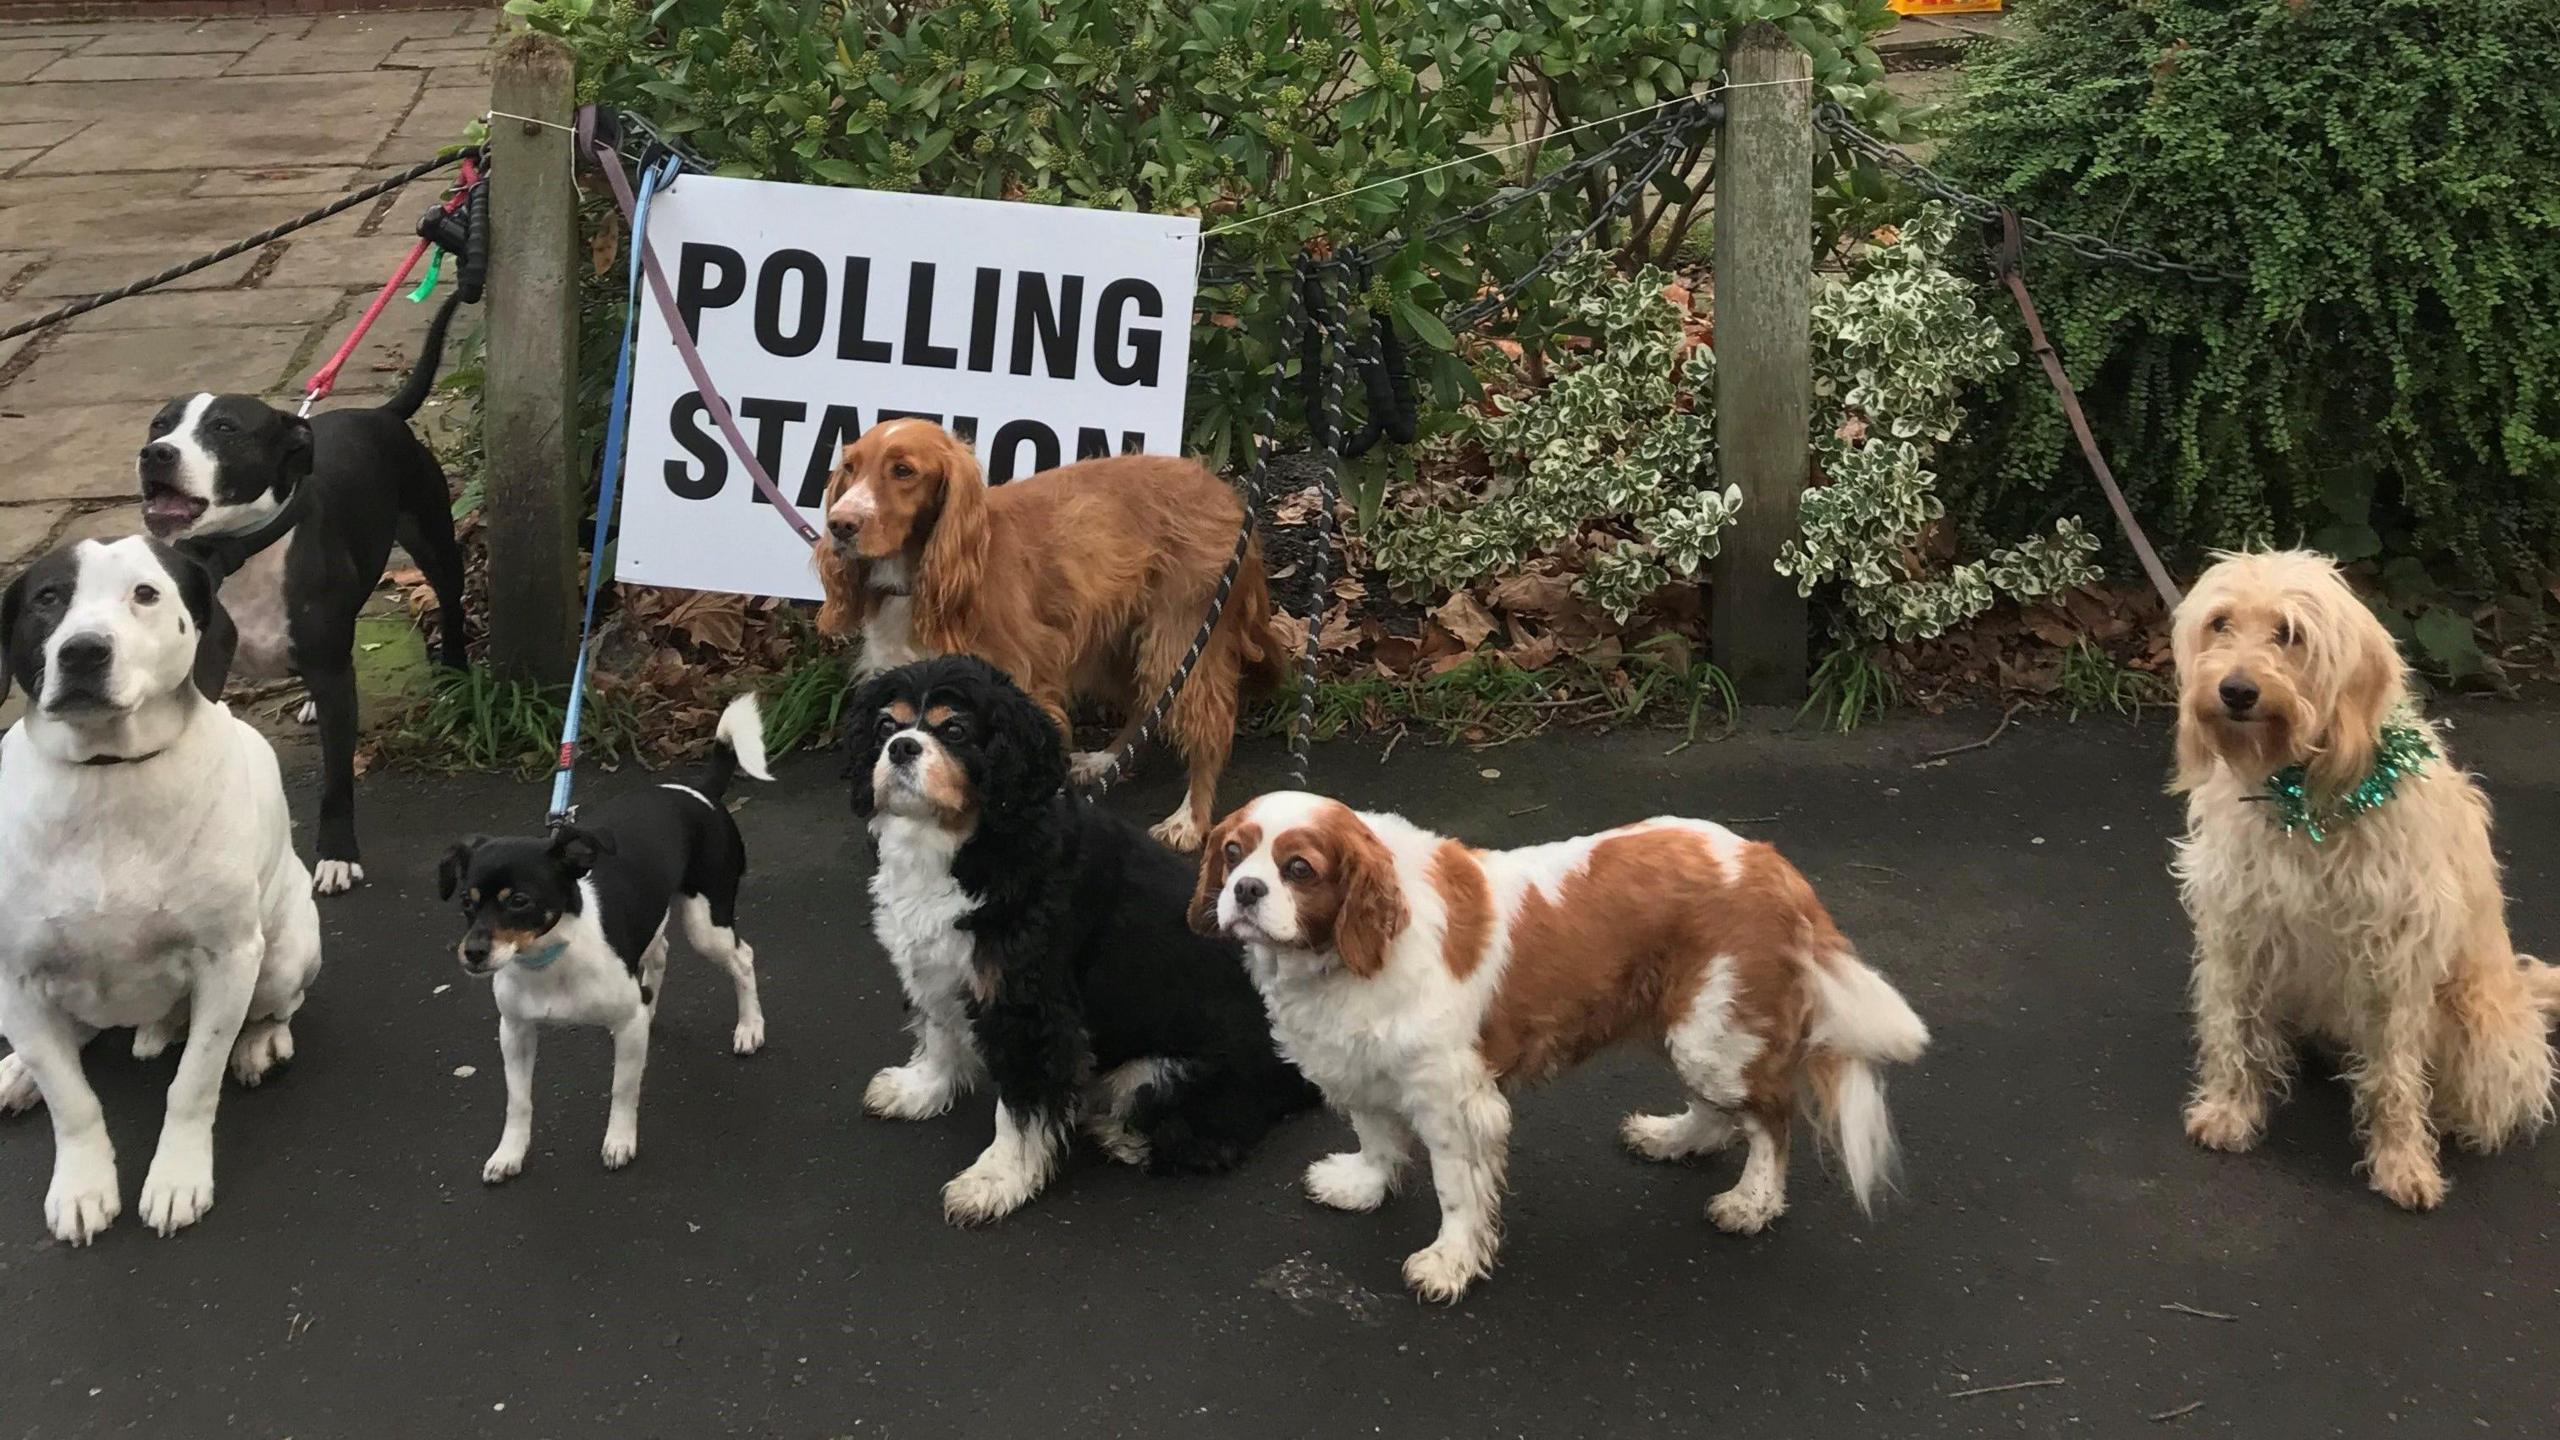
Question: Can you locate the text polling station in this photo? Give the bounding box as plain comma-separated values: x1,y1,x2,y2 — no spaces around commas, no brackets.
619,176,1201,599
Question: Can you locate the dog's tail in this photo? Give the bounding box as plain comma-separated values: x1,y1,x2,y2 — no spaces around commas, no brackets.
382,292,466,421
1230,537,1295,693
696,694,775,803
1800,950,1930,1216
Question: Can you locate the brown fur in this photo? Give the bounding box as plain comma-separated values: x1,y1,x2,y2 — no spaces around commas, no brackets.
1431,840,1493,981
813,420,1291,848
1269,812,1409,979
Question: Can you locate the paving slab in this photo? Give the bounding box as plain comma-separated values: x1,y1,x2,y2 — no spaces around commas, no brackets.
0,116,82,147
78,26,260,57
190,164,366,197
10,72,422,173
0,322,311,406
0,497,68,565
29,53,235,84
0,403,158,502
424,62,491,90
0,184,404,253
13,246,266,298
305,11,490,43
49,499,139,546
224,34,403,76
0,50,67,84
67,285,350,332
0,146,34,174
269,228,458,293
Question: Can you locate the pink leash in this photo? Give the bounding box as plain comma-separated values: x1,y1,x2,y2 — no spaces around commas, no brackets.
299,157,480,418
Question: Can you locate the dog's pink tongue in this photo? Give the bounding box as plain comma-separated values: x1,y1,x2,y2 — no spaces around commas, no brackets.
142,494,204,533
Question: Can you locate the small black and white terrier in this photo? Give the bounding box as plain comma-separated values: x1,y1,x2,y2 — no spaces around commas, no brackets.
845,655,1318,1226
438,695,772,1182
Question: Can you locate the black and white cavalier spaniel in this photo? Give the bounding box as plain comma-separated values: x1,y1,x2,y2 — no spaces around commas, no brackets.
845,656,1317,1224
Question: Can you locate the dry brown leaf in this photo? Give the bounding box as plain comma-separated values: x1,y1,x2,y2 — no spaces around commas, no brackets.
1488,570,1574,617
1433,590,1499,650
1503,629,1561,670
1317,610,1361,654
590,227,619,276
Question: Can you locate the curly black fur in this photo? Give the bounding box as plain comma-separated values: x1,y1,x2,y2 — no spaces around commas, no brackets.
845,655,1319,1179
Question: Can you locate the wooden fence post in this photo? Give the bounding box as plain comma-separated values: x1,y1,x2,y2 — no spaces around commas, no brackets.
1711,22,1813,705
483,33,581,687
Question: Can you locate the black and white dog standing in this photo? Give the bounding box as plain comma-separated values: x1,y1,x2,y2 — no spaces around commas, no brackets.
438,696,772,1182
846,656,1318,1226
139,292,473,895
0,537,323,1244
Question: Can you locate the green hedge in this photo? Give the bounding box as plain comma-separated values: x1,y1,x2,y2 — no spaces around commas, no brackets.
1937,0,2560,645
514,0,1904,466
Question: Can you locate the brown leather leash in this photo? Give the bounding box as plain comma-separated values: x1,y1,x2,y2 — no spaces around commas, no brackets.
1990,210,2183,611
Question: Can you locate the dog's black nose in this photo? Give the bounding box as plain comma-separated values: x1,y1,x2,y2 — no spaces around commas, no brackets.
54,634,112,676
1232,877,1267,909
2219,676,2260,715
888,734,922,765
829,516,858,543
138,442,176,472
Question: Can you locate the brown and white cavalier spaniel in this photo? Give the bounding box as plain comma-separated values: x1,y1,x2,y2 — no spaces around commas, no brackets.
814,419,1290,850
1192,792,1931,1301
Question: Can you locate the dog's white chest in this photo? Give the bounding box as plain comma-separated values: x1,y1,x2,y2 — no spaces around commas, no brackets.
868,818,978,1023
859,597,927,677
222,532,298,681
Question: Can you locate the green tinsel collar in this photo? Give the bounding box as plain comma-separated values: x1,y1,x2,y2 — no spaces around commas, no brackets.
2261,717,2435,843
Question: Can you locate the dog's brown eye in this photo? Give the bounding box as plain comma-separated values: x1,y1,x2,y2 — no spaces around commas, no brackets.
891,462,915,479
1223,841,1243,866
2275,620,2299,646
1283,857,1315,883
2208,616,2229,634
133,584,160,606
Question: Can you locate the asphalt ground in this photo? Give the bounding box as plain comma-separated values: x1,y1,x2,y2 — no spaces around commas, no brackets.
4,702,2558,1438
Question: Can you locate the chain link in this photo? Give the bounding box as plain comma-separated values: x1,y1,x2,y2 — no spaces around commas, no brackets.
1813,103,2241,283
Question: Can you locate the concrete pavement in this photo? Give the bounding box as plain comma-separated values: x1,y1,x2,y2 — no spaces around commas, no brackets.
0,8,494,573
2,705,2555,1437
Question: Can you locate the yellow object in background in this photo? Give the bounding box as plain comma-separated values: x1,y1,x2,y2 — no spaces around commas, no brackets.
1890,0,2002,14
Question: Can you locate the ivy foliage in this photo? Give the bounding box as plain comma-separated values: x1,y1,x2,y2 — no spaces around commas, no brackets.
1376,209,2090,637
512,0,1904,465
1937,0,2560,603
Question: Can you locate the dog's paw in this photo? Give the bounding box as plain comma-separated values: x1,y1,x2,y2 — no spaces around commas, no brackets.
311,860,363,896
1707,1184,1787,1235
2183,1097,2264,1153
482,1147,526,1185
2368,1146,2447,1212
601,1131,638,1171
1401,1242,1488,1304
1620,1109,1731,1162
228,1021,294,1087
1084,1114,1151,1168
864,1065,955,1121
1149,810,1205,853
1068,751,1116,786
131,1020,178,1061
44,1147,120,1245
294,699,317,726
138,1139,214,1237
942,1157,1040,1226
732,1014,765,1056
1304,1153,1394,1212
0,1053,43,1114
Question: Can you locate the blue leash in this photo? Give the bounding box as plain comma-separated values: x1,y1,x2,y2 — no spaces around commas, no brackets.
547,152,682,828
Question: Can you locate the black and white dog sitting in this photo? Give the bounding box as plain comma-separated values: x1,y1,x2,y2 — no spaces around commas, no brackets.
846,656,1318,1225
438,696,772,1182
0,537,322,1244
140,292,473,896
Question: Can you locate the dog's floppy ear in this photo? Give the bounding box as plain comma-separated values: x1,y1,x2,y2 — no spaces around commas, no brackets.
974,660,1068,817
436,835,487,901
159,544,236,702
0,564,25,707
813,446,868,638
1189,811,1243,935
547,825,616,877
838,668,906,818
1329,815,1409,979
2307,590,2408,799
915,430,991,629
279,413,316,489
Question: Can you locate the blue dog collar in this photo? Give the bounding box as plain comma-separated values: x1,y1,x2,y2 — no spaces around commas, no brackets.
514,939,569,971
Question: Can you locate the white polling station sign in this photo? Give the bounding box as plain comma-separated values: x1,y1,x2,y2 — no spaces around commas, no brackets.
616,176,1200,599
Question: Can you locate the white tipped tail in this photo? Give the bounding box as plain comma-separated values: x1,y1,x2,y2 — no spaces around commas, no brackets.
717,693,773,781
1804,953,1929,1215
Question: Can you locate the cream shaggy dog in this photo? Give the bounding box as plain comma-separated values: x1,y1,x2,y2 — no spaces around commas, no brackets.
2171,550,2560,1210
